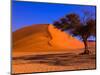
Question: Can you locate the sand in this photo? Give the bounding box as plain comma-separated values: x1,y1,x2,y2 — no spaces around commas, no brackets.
12,41,96,74
12,46,96,74
12,24,96,74
12,24,84,52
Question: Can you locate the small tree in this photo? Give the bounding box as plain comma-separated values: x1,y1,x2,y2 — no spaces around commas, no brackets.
53,13,96,54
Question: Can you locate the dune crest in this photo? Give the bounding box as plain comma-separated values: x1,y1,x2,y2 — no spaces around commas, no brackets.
48,24,84,49
13,24,84,52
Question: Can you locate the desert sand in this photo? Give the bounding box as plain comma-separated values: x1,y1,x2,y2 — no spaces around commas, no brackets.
13,24,84,52
12,24,96,74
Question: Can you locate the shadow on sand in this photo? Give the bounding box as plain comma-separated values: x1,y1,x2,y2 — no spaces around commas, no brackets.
13,52,96,66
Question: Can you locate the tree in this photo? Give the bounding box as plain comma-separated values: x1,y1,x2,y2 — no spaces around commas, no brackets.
53,13,96,54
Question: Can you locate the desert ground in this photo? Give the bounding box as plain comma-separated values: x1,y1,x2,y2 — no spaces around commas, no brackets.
12,24,96,74
12,46,96,74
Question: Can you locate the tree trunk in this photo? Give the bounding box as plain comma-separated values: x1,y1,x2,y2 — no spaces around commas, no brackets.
83,39,89,54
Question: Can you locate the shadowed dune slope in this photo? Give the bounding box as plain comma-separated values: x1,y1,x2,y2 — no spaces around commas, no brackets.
13,24,84,52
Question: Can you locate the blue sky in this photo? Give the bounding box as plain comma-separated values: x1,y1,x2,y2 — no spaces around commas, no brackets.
12,1,96,40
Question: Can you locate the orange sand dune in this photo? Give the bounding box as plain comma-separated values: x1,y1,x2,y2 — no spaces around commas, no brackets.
48,24,84,49
13,24,84,52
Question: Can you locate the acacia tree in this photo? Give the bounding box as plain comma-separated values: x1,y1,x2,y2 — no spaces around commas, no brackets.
53,13,96,54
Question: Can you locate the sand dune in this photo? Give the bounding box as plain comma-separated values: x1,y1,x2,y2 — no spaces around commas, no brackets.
12,24,96,74
13,24,84,52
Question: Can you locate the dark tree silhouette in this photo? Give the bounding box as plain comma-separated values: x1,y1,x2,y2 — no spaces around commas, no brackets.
53,13,96,54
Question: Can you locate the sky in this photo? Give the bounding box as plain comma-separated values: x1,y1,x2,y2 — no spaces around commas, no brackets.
12,0,96,40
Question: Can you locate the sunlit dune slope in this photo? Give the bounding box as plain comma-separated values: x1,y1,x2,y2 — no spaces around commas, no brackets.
13,24,84,52
48,24,84,49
